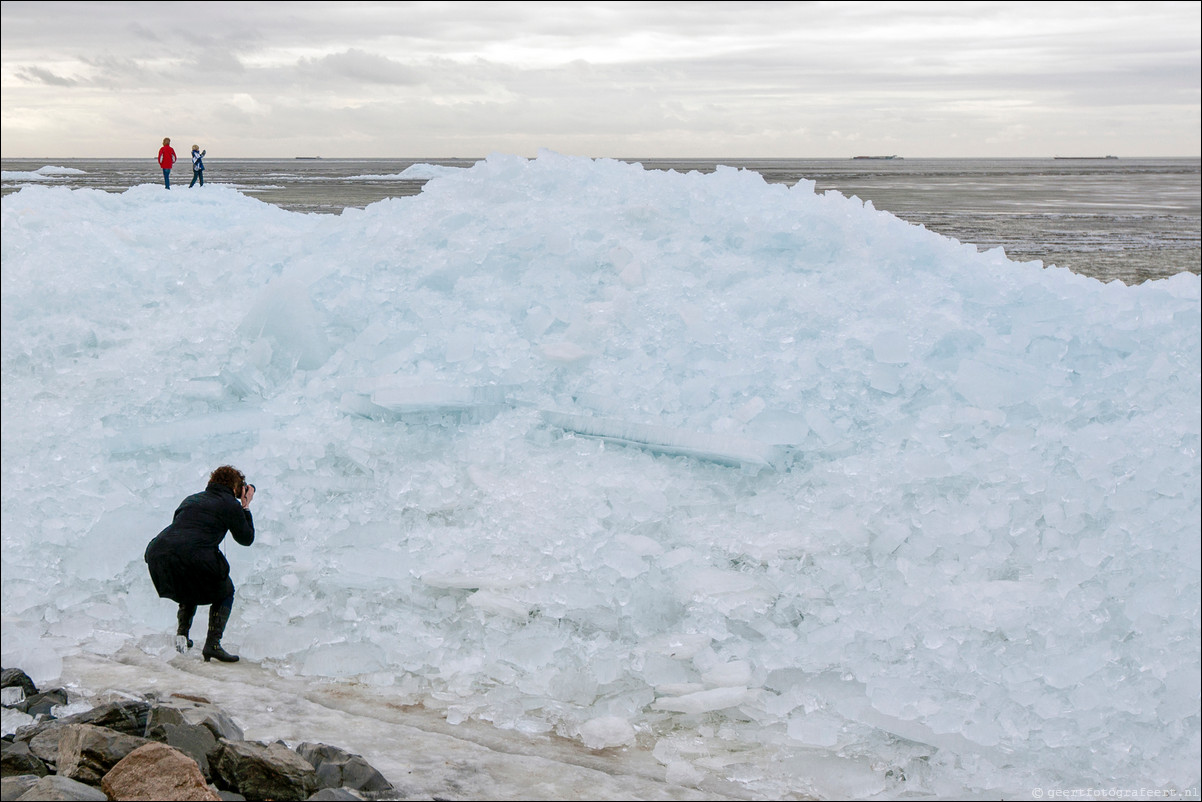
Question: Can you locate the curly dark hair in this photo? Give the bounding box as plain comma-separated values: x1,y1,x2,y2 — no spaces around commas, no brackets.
209,465,246,494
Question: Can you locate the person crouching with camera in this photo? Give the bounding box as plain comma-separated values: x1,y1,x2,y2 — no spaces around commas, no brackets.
145,465,256,662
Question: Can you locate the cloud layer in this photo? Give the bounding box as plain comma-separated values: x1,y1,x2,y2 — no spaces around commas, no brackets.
2,1,1199,158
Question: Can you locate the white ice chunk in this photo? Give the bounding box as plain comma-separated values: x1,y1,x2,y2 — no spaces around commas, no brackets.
652,687,759,714
299,642,387,678
641,633,712,660
2,708,35,737
578,716,636,749
701,661,753,688
104,409,273,455
466,590,533,619
542,411,782,470
239,279,333,370
872,331,911,364
787,713,842,747
540,342,592,363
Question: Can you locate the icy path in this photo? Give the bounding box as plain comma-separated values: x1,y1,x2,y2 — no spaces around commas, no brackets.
57,647,754,801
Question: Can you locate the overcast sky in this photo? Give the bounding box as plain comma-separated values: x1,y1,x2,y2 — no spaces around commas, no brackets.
2,0,1199,159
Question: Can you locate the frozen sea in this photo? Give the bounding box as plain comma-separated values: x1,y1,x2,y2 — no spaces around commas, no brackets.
1,151,1200,800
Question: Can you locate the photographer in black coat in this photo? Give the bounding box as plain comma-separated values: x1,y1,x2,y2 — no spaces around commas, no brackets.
145,465,255,662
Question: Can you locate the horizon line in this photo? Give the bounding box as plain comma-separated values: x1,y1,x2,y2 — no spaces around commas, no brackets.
4,154,1200,162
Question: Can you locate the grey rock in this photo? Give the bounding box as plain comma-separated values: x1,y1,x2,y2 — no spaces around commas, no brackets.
22,724,64,767
145,719,219,780
209,738,319,801
0,671,37,699
70,699,150,737
306,788,365,800
55,723,152,785
14,698,150,755
0,740,48,778
147,695,244,742
295,743,393,794
18,689,68,718
0,774,40,802
14,774,108,801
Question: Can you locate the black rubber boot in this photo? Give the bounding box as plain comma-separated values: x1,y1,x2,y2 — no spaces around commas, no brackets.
176,604,197,653
202,602,239,663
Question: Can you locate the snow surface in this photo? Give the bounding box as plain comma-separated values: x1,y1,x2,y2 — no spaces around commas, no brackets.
2,150,1199,800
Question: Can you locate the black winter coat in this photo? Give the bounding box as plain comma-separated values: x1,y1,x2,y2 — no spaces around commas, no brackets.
145,482,255,605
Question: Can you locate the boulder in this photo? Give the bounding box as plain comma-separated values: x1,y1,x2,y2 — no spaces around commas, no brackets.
1,774,41,799
306,789,366,800
71,700,151,737
22,723,66,767
15,697,149,740
143,696,243,780
295,742,393,794
208,738,318,801
16,699,151,765
144,718,219,781
0,669,38,698
0,739,48,778
18,688,68,717
13,773,108,800
146,696,244,741
55,723,152,785
100,742,221,801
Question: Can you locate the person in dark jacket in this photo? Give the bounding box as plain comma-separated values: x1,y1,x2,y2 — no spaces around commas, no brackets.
189,144,206,187
145,465,255,663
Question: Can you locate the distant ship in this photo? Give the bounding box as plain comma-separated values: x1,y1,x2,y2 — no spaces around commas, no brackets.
1053,155,1118,160
295,156,323,160
852,155,900,160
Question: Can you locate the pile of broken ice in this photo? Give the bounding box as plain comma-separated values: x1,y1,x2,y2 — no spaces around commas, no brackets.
2,151,1198,797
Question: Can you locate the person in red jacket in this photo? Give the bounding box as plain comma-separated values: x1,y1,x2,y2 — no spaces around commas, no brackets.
158,137,177,189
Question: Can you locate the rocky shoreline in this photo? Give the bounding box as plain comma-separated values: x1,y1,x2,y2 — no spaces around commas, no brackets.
1,667,404,801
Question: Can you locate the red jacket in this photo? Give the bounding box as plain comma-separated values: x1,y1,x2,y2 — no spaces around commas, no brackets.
158,145,177,169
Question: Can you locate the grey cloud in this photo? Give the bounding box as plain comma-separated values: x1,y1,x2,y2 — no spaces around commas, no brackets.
188,48,248,76
16,66,78,87
126,21,162,43
77,55,156,88
300,49,423,86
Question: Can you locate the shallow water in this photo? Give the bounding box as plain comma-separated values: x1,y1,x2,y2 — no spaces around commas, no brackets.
4,156,1198,285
